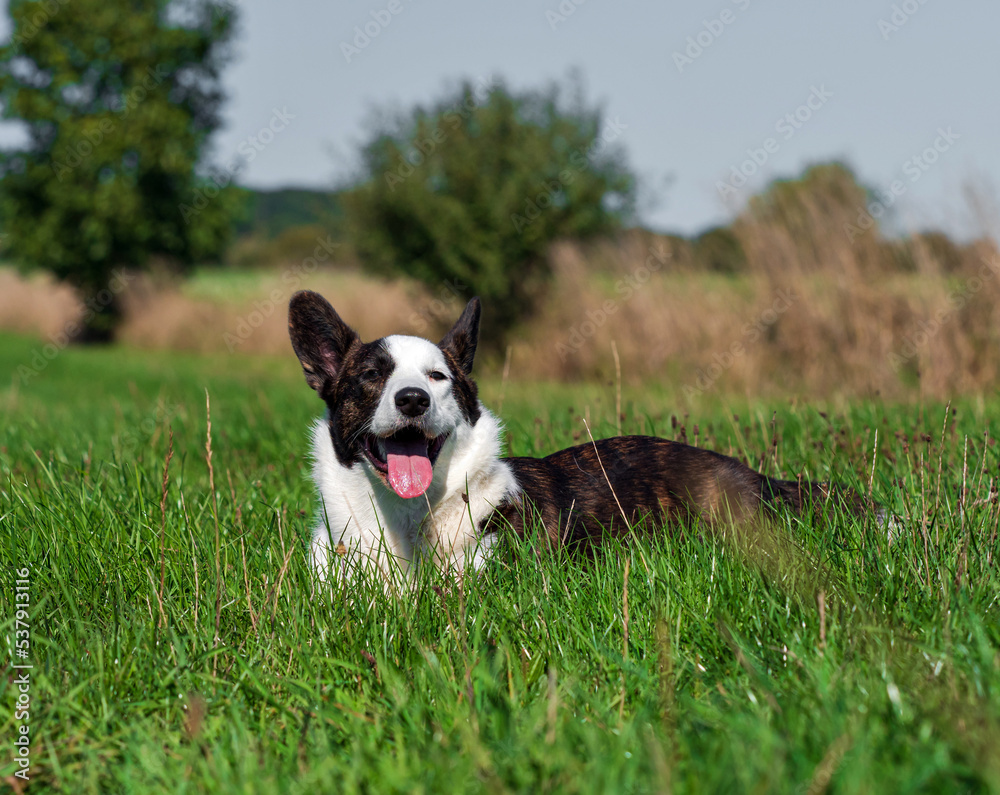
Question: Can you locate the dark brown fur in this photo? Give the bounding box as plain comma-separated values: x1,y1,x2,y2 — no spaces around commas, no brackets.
486,436,876,549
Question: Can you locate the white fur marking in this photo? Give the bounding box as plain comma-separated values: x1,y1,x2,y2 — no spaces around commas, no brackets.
307,335,519,584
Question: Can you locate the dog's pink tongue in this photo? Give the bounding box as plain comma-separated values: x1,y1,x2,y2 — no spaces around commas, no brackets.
384,437,433,499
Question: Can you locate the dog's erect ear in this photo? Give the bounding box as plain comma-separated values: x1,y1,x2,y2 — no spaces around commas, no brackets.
439,297,481,374
288,291,359,392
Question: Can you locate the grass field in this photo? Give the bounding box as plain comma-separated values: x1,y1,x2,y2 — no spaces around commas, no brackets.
1,331,999,793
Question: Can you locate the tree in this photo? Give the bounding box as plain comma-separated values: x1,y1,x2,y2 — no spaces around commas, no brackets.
0,0,240,340
342,77,637,342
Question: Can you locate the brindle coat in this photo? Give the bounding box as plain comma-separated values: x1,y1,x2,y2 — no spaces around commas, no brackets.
488,436,873,549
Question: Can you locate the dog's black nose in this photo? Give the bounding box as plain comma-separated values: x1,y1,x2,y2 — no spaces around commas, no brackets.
395,387,431,417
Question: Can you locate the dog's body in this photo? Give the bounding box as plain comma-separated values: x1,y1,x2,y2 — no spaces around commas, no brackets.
289,292,880,581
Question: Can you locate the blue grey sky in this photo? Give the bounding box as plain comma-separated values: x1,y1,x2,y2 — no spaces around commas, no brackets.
6,0,1000,238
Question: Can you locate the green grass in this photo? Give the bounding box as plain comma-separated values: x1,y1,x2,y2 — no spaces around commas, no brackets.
1,331,999,793
179,265,368,305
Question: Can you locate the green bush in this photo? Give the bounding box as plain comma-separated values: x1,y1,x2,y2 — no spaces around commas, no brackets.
342,77,637,343
692,226,746,274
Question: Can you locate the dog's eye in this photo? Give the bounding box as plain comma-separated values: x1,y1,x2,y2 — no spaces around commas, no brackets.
362,368,380,381
428,371,448,382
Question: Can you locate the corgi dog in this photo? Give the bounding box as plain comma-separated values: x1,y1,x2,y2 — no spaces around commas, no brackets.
288,291,886,581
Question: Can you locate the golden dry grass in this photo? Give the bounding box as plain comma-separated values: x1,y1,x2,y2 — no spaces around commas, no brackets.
0,267,82,339
116,268,430,356
2,200,998,401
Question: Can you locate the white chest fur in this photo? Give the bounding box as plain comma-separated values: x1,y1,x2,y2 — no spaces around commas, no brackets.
307,405,519,582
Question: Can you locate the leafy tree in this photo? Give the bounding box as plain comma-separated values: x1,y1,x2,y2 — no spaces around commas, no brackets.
0,0,239,340
342,77,637,342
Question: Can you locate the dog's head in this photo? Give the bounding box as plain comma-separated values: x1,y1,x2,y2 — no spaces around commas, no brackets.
288,290,482,500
